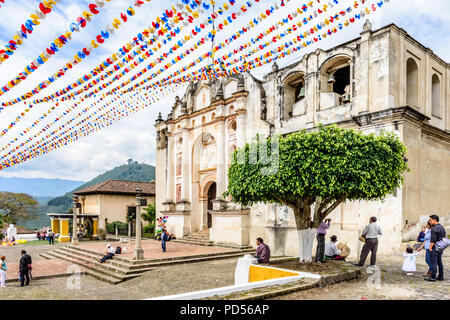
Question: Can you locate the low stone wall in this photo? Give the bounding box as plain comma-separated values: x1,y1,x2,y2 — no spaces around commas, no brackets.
219,269,361,300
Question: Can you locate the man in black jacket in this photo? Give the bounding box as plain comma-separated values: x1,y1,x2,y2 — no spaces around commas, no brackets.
19,250,32,286
425,215,446,282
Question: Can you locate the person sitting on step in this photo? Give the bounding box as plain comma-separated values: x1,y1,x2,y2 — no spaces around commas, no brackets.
255,237,271,264
325,235,346,261
100,244,115,263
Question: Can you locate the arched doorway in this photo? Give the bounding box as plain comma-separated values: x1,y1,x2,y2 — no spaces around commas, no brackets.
206,182,216,228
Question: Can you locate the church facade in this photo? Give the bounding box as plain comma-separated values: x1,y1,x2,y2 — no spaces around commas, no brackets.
154,23,450,258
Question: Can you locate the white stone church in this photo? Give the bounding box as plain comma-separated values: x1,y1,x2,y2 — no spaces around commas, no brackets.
154,22,450,258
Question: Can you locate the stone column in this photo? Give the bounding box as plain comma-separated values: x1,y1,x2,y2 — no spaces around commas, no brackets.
71,196,79,245
92,218,99,239
133,188,144,260
181,129,190,201
58,218,70,243
216,118,226,199
236,111,247,148
51,218,60,234
357,26,372,114
166,135,175,202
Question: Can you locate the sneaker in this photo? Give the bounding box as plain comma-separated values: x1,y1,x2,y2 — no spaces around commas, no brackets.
353,263,364,267
437,278,444,281
424,277,436,282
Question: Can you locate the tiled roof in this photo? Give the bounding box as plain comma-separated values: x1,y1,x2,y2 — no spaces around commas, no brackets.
74,180,155,196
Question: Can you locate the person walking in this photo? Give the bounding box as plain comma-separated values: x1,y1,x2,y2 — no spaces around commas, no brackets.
417,222,432,277
355,216,382,266
47,229,54,245
161,229,168,252
315,219,331,263
0,256,7,287
19,250,32,287
425,215,446,282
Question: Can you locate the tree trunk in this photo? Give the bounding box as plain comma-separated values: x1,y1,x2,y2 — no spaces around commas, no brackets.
292,203,316,263
297,228,317,263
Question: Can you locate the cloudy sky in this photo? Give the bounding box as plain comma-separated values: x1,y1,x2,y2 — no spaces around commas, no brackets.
0,0,449,182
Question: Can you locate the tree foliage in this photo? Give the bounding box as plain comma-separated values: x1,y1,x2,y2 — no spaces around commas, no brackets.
226,125,409,230
0,192,39,224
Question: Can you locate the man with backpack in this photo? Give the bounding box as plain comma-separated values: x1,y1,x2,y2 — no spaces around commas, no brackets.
425,215,447,282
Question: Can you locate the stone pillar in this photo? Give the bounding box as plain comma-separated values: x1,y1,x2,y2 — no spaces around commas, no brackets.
166,135,175,202
51,218,60,234
133,189,144,260
181,129,190,201
216,118,226,199
71,196,79,245
236,111,247,148
92,218,99,239
357,26,371,114
58,218,70,242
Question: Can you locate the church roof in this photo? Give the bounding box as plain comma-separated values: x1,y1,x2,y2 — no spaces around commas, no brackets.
74,180,155,196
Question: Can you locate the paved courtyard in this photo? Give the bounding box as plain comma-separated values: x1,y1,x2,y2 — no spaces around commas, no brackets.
0,242,448,300
0,258,238,299
0,242,74,281
273,252,449,300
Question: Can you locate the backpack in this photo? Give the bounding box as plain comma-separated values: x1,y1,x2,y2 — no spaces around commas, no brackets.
115,246,122,254
435,238,449,252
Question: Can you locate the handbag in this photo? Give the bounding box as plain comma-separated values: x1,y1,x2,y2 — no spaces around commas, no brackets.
435,238,449,252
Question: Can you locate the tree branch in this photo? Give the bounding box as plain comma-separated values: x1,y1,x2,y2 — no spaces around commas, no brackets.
321,196,347,218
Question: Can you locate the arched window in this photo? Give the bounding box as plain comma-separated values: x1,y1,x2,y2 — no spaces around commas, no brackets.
211,112,216,121
319,56,351,108
229,120,236,131
192,119,195,128
202,116,206,124
229,105,234,114
282,72,306,118
431,74,441,117
406,58,419,108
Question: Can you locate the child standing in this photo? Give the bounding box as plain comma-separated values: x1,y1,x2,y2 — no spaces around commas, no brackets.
402,247,419,276
0,256,7,287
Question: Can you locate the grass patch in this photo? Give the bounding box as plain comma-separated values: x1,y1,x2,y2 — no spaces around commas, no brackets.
143,233,154,239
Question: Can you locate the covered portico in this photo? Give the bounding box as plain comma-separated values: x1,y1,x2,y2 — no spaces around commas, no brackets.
47,213,99,242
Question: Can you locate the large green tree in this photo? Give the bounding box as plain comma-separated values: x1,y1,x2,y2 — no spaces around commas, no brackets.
226,125,409,262
0,192,39,224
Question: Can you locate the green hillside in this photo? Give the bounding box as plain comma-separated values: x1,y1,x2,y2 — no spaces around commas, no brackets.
70,161,155,195
22,161,156,230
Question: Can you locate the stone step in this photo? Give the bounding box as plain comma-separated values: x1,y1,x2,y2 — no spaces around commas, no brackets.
53,248,155,275
39,252,54,260
65,244,131,264
174,239,215,246
59,246,135,270
182,234,209,240
84,269,123,285
45,250,142,282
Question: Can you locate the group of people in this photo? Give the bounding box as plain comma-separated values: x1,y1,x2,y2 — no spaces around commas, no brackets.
315,214,447,282
0,250,33,288
315,219,350,263
36,229,55,244
402,215,447,281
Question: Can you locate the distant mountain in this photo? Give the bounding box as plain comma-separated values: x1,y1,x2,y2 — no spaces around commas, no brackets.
0,177,84,197
71,162,155,195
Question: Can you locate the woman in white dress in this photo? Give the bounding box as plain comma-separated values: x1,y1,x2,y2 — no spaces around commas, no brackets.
402,247,419,276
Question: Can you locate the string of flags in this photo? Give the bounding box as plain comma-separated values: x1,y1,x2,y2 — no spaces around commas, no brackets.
0,0,390,170
0,0,62,64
